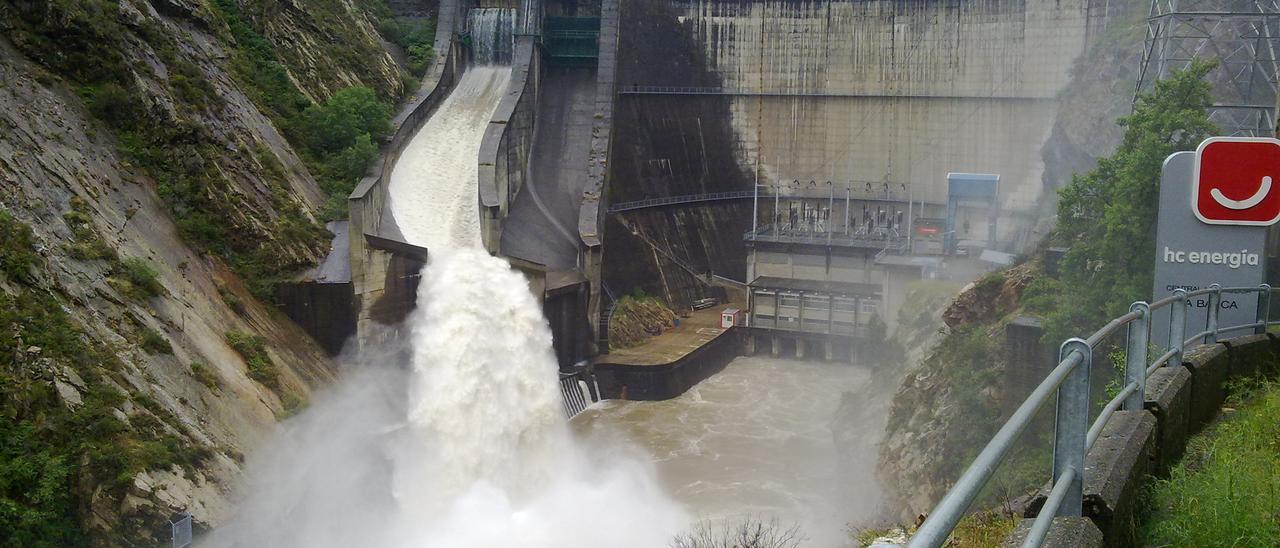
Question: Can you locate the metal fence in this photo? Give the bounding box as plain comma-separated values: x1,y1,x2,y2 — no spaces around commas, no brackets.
910,283,1273,548
171,512,193,548
560,369,600,418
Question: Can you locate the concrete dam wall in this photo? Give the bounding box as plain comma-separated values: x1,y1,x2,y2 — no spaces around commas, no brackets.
639,0,1108,247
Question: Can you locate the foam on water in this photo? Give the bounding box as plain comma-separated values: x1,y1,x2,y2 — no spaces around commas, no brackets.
389,67,510,250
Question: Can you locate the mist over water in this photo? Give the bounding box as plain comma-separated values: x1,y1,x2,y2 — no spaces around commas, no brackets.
208,64,685,546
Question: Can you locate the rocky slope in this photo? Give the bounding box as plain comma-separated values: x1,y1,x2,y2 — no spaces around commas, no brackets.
0,0,414,543
876,264,1042,519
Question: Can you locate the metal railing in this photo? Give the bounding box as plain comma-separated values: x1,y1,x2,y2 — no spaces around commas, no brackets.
617,85,1058,101
608,190,755,212
744,225,910,251
560,361,601,418
910,283,1273,548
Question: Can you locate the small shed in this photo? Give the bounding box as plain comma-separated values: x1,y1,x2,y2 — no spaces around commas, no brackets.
721,308,742,328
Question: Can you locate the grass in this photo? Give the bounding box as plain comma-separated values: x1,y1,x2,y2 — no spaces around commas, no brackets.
225,330,278,388
62,198,116,261
0,210,41,283
851,510,1018,547
108,257,164,301
138,328,173,355
1139,378,1280,546
189,362,220,390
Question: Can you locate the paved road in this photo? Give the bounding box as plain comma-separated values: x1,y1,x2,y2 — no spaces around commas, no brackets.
501,67,596,270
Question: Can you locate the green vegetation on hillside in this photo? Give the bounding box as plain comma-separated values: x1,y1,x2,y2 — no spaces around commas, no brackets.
378,17,437,76
1024,60,1217,343
0,211,41,283
292,87,393,218
1141,378,1280,546
226,330,279,388
0,218,209,545
7,0,400,301
608,291,677,349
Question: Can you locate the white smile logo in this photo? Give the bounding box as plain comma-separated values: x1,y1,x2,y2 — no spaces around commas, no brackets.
1210,176,1272,210
1192,136,1280,226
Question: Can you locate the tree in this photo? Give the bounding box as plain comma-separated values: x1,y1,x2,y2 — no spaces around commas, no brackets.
669,517,804,548
1027,60,1217,341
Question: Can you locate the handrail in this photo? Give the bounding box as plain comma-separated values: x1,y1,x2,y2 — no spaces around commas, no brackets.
607,190,755,212
909,282,1273,547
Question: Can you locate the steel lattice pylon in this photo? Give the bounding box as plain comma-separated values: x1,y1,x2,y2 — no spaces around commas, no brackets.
1134,0,1280,136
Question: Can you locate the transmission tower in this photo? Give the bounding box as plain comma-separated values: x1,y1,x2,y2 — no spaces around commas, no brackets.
1134,0,1280,136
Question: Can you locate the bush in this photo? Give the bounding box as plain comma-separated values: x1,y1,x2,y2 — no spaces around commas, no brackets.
0,211,40,283
292,86,390,155
138,328,172,355
290,86,391,219
110,257,163,300
378,17,436,75
189,362,220,390
79,83,144,131
218,285,245,315
0,288,205,544
671,517,803,548
225,330,278,387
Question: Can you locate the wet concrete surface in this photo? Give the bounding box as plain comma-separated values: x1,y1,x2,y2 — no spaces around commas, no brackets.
501,67,597,270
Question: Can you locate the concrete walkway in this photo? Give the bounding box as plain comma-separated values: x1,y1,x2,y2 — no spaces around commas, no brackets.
595,302,738,366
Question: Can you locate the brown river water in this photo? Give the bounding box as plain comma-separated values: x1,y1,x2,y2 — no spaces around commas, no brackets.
572,355,890,546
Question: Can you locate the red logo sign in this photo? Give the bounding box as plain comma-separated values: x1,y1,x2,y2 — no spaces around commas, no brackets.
1193,137,1280,226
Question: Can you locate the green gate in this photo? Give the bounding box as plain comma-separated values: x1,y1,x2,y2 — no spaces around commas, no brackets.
544,16,599,66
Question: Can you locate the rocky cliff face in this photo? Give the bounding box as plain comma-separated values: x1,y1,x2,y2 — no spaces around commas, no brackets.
0,0,411,543
876,264,1041,519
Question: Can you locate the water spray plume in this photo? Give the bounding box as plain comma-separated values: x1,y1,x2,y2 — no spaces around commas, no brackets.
209,14,685,546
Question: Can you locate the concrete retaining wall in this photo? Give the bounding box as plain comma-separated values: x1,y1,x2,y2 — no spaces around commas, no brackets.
594,327,741,400
480,32,544,253
348,0,466,348
581,0,620,350
1011,333,1280,546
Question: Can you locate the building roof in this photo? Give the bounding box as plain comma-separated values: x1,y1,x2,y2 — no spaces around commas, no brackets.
748,276,881,296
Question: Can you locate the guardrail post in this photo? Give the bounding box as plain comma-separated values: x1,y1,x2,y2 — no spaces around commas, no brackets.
1207,283,1221,343
1256,284,1271,335
1052,338,1091,518
1170,289,1188,368
1124,302,1150,410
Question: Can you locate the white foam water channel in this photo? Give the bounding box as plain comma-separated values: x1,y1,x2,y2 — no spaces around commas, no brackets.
209,24,685,546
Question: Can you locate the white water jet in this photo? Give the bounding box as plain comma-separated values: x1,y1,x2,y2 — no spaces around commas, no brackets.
210,44,685,545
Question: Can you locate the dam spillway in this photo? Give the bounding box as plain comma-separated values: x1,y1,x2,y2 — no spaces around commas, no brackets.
388,67,511,250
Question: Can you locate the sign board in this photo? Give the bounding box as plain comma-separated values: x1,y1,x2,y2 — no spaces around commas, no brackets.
1152,149,1267,342
1193,137,1280,225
